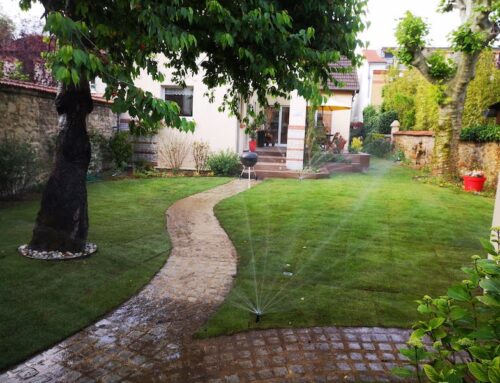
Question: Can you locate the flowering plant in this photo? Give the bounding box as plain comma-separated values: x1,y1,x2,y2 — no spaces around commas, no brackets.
463,169,485,177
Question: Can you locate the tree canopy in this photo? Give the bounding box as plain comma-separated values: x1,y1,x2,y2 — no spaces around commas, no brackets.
394,0,499,175
22,0,367,135
382,50,499,131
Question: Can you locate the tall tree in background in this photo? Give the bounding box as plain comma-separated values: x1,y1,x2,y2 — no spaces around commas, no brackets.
395,0,499,176
20,0,367,253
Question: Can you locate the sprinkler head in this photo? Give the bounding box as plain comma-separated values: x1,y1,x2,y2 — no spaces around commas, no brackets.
254,309,262,323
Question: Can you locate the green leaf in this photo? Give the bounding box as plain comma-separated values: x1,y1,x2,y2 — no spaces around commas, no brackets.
73,49,87,67
489,366,500,383
450,306,467,320
429,317,445,329
54,66,70,82
423,364,441,382
479,278,500,294
490,358,500,383
71,69,79,85
392,367,414,378
470,326,496,340
409,329,426,346
480,239,497,256
433,327,447,340
468,362,490,382
477,260,500,275
469,346,491,361
417,304,432,314
477,294,500,307
448,285,471,302
400,347,431,363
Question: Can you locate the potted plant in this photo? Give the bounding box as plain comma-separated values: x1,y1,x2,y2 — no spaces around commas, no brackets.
245,128,257,152
244,112,265,152
463,169,487,192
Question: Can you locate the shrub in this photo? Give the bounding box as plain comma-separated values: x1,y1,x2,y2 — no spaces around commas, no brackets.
377,110,398,134
108,131,133,170
192,141,210,173
207,150,241,176
0,136,40,199
350,121,366,140
363,105,379,133
363,133,392,158
349,137,363,154
393,228,500,383
460,125,500,143
157,128,192,173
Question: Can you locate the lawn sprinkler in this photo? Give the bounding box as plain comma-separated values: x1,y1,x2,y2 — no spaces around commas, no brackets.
254,309,262,323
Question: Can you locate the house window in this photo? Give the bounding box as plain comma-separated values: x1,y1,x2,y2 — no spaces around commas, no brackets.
164,86,193,117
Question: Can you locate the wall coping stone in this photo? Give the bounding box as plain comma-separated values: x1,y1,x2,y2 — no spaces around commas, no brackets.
393,130,434,137
0,78,112,106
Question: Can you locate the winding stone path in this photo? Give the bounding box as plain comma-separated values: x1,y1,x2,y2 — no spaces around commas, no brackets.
1,180,410,383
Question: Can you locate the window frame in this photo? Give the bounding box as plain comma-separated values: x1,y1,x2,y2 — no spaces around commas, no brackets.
163,86,194,118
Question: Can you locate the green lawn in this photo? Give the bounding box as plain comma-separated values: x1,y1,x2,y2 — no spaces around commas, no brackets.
198,160,494,337
0,177,228,371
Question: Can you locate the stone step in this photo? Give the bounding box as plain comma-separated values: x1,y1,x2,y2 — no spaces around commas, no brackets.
254,162,288,171
254,147,286,158
242,168,330,180
256,155,286,164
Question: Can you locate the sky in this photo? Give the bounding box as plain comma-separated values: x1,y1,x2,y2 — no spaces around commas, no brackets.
1,0,461,49
361,0,461,49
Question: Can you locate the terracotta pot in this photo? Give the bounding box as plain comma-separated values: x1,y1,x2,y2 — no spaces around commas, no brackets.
463,176,486,192
249,140,257,152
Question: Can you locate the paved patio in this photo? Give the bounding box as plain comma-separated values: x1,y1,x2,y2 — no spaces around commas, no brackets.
1,180,410,382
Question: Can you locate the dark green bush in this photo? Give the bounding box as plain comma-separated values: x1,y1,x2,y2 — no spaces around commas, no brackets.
363,105,379,133
460,125,500,143
108,131,133,169
207,150,241,176
363,133,392,158
363,106,398,134
0,136,40,199
377,110,398,134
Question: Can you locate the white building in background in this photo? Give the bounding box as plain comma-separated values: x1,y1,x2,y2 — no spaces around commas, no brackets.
351,49,389,123
105,55,359,171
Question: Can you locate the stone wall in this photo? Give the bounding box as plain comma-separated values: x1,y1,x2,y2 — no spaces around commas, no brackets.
0,81,115,172
393,131,500,187
458,142,500,187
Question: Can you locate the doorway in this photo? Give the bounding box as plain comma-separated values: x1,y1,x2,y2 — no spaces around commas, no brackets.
265,106,289,146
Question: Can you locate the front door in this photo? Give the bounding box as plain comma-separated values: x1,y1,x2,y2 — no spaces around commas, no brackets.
265,106,289,146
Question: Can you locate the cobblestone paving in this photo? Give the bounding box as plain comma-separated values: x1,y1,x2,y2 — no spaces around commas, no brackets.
1,180,412,383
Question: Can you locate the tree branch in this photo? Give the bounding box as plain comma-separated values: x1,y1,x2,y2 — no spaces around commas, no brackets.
410,49,437,84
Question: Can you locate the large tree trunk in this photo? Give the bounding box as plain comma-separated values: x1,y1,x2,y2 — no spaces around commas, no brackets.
29,81,93,252
433,101,463,176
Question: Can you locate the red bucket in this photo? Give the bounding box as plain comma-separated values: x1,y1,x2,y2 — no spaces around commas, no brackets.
463,176,487,192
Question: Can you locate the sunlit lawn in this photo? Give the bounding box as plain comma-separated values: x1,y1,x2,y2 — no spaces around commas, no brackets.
198,159,494,337
0,177,228,371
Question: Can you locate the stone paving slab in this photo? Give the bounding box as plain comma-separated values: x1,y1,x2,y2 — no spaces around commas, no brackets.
1,180,413,382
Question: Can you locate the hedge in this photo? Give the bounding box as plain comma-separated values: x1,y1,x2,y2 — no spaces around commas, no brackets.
460,125,500,143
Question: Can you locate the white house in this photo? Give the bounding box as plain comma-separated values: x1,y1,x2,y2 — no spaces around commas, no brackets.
104,55,359,172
